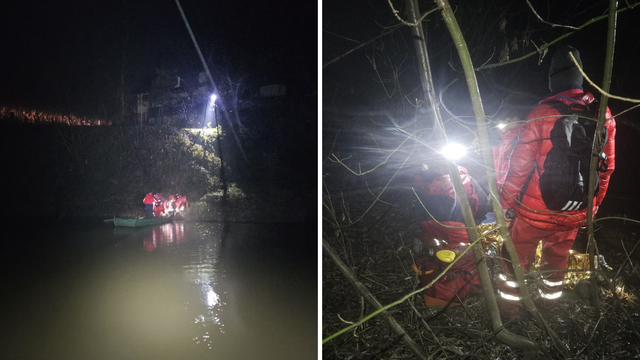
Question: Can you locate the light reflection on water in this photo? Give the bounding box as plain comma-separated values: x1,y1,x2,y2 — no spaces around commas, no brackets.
143,222,187,251
183,243,226,343
0,221,317,359
145,222,227,345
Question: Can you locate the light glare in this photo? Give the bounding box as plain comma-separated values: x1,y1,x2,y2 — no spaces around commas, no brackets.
441,143,466,160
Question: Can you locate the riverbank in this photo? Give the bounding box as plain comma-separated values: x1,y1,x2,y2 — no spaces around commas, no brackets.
0,121,315,224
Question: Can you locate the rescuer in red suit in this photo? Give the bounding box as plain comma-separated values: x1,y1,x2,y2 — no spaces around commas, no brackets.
413,162,491,306
496,45,616,316
143,193,155,218
166,194,177,216
175,194,189,212
153,193,165,218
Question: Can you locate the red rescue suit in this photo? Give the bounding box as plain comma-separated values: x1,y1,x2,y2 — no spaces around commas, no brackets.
153,193,165,218
493,122,523,190
500,89,616,230
143,193,155,205
175,195,189,212
143,193,155,218
413,165,490,305
414,165,489,247
497,88,616,310
166,194,176,216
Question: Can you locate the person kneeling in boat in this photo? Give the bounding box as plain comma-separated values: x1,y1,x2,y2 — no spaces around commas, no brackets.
175,194,189,213
143,193,155,218
153,193,165,218
412,162,491,307
164,194,176,217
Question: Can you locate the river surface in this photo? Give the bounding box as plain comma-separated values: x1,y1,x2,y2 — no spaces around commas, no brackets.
0,220,317,359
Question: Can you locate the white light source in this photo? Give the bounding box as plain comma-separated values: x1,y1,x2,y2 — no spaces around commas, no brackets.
440,143,466,160
210,94,217,103
497,123,507,129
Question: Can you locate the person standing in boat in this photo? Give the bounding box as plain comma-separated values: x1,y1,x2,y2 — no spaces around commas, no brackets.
143,193,155,218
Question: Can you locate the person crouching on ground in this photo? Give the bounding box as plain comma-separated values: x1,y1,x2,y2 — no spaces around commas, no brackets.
413,161,492,306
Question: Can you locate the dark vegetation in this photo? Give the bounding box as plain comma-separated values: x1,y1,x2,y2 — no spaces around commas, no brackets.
0,114,315,225
323,144,640,358
323,0,640,358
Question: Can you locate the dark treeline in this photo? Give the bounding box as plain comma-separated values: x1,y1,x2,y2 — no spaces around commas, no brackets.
0,118,315,224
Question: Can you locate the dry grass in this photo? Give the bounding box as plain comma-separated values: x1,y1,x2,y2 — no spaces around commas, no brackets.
322,187,640,359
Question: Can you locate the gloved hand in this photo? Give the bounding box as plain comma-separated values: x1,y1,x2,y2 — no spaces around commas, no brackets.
504,208,515,221
426,246,439,257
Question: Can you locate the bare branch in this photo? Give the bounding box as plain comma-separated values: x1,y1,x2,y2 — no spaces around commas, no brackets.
387,0,439,26
476,6,634,71
323,27,400,68
569,52,640,103
525,0,580,30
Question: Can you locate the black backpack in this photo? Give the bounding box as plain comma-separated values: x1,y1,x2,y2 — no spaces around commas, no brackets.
538,101,608,211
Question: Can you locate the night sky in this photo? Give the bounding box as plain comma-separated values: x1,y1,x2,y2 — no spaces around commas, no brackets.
323,0,640,116
0,0,317,117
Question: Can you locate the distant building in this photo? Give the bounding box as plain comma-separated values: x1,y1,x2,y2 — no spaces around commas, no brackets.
132,72,298,127
134,72,208,127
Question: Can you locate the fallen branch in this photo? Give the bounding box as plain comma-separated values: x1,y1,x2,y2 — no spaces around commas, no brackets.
322,239,429,359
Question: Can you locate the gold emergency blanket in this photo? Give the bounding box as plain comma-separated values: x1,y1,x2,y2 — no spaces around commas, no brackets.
477,222,594,290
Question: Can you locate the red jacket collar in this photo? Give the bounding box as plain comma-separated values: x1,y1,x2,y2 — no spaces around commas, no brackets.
541,88,595,107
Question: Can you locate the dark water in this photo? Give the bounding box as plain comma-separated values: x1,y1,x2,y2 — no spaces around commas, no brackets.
0,221,317,360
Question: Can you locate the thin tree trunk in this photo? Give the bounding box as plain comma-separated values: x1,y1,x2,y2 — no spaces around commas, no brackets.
587,0,618,320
